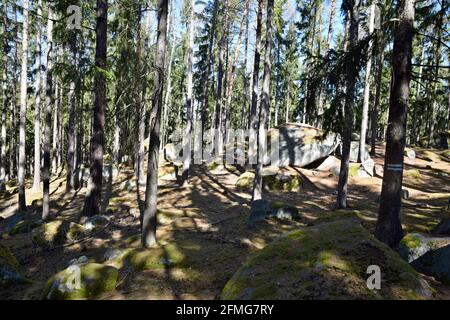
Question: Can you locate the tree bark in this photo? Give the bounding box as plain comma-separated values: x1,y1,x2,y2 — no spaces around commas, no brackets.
252,0,274,201
82,0,108,217
42,8,54,220
370,29,385,156
182,0,195,184
375,0,415,248
214,0,229,157
336,0,360,209
0,5,8,191
248,0,264,164
410,37,425,146
18,0,30,211
67,36,78,192
358,3,376,162
32,0,43,191
142,0,168,248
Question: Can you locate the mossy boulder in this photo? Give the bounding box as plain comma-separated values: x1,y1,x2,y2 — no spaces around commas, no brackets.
236,171,302,192
222,219,433,300
248,200,300,227
0,242,30,287
32,220,88,248
125,244,186,271
42,263,118,300
399,233,450,263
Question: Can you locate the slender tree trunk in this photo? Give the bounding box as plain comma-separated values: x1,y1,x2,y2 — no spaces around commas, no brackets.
241,10,250,129
82,0,108,217
67,36,78,191
42,8,54,220
375,0,415,248
249,0,264,164
18,0,30,211
52,81,60,173
182,0,195,184
336,0,360,209
214,0,229,157
427,3,443,147
200,0,219,159
370,30,385,156
0,6,8,191
358,3,376,162
325,0,336,53
142,0,168,248
252,0,274,201
32,0,43,191
410,38,425,146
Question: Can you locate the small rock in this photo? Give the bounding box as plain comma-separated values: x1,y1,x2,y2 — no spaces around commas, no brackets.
247,200,299,227
68,256,89,267
401,189,410,200
404,148,416,160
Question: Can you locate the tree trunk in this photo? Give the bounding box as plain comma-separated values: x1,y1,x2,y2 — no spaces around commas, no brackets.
67,36,78,191
42,8,54,220
375,0,415,248
248,0,264,164
82,0,108,217
252,0,274,201
0,5,8,191
410,38,425,146
18,0,30,211
182,0,195,184
32,0,43,191
427,3,443,147
52,80,60,174
325,0,336,52
214,0,229,157
358,3,376,162
336,0,360,209
370,30,385,156
200,0,219,159
142,0,168,248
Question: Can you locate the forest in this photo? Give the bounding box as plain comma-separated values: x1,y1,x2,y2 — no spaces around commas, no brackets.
0,0,449,301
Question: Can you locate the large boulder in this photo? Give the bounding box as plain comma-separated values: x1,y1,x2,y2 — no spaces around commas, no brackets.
412,245,450,284
235,170,302,192
222,219,433,300
0,243,29,287
42,263,118,300
399,233,450,263
268,123,340,167
248,200,300,227
337,141,371,163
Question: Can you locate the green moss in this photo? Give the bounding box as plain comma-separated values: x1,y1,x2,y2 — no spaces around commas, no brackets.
236,171,302,192
42,263,118,300
235,172,255,191
221,219,432,300
349,163,360,178
125,243,186,271
400,234,422,249
0,243,20,270
405,169,422,180
207,161,221,171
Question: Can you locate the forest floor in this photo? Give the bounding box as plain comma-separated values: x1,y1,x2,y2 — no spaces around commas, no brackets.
1,143,450,300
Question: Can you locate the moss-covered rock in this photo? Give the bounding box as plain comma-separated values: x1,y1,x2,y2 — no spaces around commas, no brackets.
248,200,300,227
0,243,29,287
125,244,186,271
221,219,433,300
42,263,118,300
398,233,450,263
32,220,87,248
235,171,302,192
